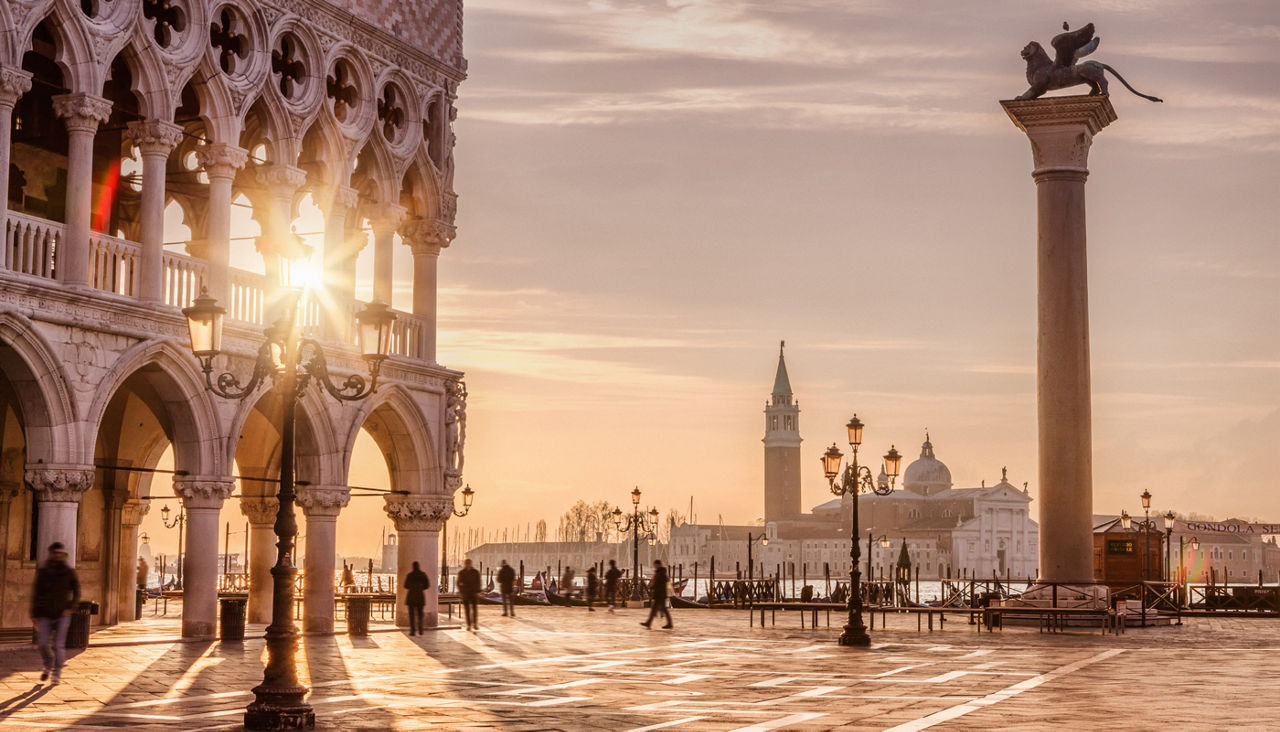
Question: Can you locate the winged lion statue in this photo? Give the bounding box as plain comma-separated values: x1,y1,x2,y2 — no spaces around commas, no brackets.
1017,22,1162,103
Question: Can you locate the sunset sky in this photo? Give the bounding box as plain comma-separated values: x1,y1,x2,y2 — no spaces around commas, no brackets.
139,1,1280,561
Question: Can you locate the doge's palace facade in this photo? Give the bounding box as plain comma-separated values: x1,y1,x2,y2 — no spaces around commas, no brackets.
0,0,466,636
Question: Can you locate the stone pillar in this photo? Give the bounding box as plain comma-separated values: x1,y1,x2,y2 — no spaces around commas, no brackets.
367,203,406,304
125,120,184,303
296,486,349,633
118,500,150,621
384,496,449,627
0,68,32,226
195,144,248,305
1002,96,1116,585
174,478,234,638
26,467,94,565
323,186,361,339
51,94,113,287
253,164,307,295
401,217,454,363
240,496,279,624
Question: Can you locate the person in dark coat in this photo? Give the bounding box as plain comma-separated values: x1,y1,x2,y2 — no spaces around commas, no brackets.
497,560,517,617
457,558,482,630
403,561,430,635
604,559,622,612
585,566,599,612
31,543,80,684
640,560,672,629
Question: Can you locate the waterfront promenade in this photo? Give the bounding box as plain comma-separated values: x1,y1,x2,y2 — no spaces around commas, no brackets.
1,603,1277,729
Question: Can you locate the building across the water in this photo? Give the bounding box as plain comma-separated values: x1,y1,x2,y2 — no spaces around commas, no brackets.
668,343,1041,582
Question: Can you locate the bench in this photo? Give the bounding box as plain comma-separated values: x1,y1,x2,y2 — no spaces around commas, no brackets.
749,602,957,632
982,605,1122,635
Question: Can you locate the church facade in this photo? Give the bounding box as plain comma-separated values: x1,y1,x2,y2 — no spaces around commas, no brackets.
669,344,1040,583
0,0,467,636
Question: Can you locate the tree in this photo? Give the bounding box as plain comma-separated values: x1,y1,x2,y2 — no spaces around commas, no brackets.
558,500,613,543
534,519,547,543
657,508,688,544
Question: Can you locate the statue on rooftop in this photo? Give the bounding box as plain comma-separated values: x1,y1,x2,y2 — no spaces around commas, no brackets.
1016,22,1163,103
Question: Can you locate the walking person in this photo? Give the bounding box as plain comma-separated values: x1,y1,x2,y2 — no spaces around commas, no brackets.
640,560,672,630
404,561,430,636
585,566,599,612
31,543,80,684
605,559,622,612
457,558,482,630
497,560,517,617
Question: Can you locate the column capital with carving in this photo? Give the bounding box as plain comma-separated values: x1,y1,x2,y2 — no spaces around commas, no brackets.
126,119,185,157
52,93,113,134
255,164,308,197
1001,96,1116,181
401,216,455,255
383,494,452,532
332,185,360,212
26,466,95,502
173,477,235,510
365,202,408,236
121,499,151,526
0,67,33,107
296,485,350,518
196,143,249,181
240,496,280,525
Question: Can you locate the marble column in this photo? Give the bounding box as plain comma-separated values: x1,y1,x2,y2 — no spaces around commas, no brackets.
174,478,234,638
0,68,32,226
51,93,112,287
1002,96,1116,585
240,496,279,624
384,495,449,627
195,144,248,306
124,120,184,303
322,186,360,339
296,485,349,633
118,499,150,621
401,217,454,364
26,467,94,566
253,164,307,296
366,203,406,305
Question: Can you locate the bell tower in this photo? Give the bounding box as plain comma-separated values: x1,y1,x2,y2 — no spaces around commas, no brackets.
763,341,802,521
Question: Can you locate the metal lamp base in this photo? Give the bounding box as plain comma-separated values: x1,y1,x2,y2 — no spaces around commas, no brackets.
244,685,315,730
838,627,871,647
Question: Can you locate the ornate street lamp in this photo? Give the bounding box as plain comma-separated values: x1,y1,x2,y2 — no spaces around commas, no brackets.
612,487,660,601
433,484,476,593
746,532,768,585
159,503,185,589
820,413,901,647
866,532,890,589
1163,510,1176,582
183,287,394,730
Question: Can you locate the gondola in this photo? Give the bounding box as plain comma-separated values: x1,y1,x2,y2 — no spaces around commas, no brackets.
545,588,592,607
670,595,708,609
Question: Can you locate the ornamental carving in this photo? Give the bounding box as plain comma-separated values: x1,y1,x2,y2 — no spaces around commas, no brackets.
444,379,466,476
0,67,33,105
241,496,280,524
255,164,308,192
26,468,95,502
401,216,453,254
52,93,113,133
196,143,249,178
121,500,151,525
383,495,452,531
365,202,407,234
125,119,185,156
173,479,235,509
296,486,350,517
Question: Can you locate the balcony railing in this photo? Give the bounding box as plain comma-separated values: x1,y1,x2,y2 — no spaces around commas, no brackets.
2,212,435,364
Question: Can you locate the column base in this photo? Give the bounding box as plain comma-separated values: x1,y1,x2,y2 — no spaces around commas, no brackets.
244,697,315,730
838,624,871,647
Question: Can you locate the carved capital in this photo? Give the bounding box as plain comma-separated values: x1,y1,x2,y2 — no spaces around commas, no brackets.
26,467,95,502
0,67,33,106
333,185,360,211
401,216,454,254
121,499,151,526
173,478,234,510
383,495,451,532
1001,96,1116,179
365,202,407,236
126,119,185,157
255,164,308,194
52,93,113,133
240,496,280,525
196,143,249,180
296,486,350,518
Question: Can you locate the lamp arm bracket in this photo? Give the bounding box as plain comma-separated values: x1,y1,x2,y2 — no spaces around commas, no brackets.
299,339,378,402
203,341,274,400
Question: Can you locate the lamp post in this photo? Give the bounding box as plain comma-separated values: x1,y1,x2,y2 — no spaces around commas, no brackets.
820,414,902,647
1163,510,1175,582
746,532,768,584
159,503,185,589
183,287,395,731
611,487,659,601
866,532,890,604
1120,503,1158,627
1140,490,1152,582
437,485,475,593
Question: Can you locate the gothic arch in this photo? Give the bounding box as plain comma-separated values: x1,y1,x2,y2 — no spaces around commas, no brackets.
225,385,337,497
27,7,95,94
341,385,436,495
0,312,78,464
351,135,398,205
401,150,441,220
106,42,170,121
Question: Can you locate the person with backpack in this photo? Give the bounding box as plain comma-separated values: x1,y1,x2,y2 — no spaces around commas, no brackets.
31,543,80,684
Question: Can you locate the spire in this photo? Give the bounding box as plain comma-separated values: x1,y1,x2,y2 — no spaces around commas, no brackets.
920,430,934,458
771,340,792,401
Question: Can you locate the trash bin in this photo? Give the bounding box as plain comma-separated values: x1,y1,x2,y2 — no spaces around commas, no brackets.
346,595,371,637
220,598,247,641
65,601,96,649
135,588,146,619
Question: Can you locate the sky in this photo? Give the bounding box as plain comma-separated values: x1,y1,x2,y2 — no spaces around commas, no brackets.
138,0,1280,560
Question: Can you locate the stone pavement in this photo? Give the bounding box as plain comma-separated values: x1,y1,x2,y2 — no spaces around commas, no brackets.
2,603,1279,730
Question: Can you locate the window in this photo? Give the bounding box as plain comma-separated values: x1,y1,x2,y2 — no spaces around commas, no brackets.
1107,540,1135,555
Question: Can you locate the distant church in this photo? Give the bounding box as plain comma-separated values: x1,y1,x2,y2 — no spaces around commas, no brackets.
668,343,1040,582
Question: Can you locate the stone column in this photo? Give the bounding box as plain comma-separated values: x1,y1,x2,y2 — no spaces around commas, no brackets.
174,478,234,638
366,203,406,304
51,94,113,287
253,164,307,295
296,486,349,633
323,186,361,339
0,68,32,226
118,500,150,621
125,120,184,303
240,496,279,624
26,467,94,565
384,495,449,627
1002,96,1116,585
195,144,248,306
401,217,454,364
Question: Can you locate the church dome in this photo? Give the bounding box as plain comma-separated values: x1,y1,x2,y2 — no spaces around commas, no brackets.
902,435,952,493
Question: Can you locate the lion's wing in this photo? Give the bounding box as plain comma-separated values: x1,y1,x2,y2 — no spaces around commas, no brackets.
1073,37,1100,62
